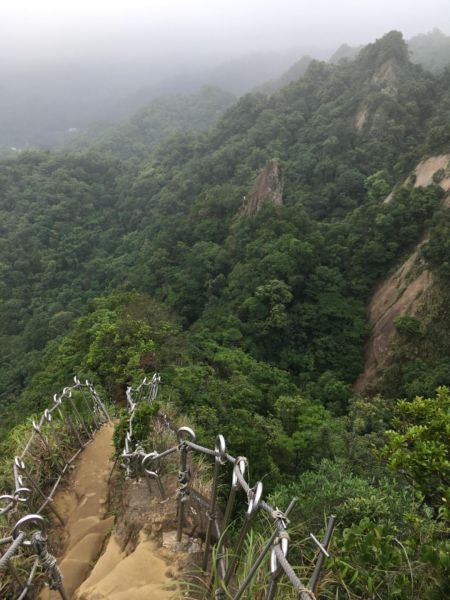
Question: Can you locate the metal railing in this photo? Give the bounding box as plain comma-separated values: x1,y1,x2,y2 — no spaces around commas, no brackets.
0,377,110,599
121,374,336,599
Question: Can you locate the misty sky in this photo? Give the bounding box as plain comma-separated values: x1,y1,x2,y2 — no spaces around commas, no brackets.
2,0,450,67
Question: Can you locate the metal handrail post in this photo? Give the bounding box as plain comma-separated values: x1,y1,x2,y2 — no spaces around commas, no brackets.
202,435,226,571
223,481,263,587
232,498,297,600
176,443,189,542
308,514,336,593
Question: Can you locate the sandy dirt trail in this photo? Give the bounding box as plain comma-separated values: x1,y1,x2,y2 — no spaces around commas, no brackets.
39,423,115,599
76,532,178,600
38,423,178,600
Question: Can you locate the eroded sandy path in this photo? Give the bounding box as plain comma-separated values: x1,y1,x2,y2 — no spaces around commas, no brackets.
39,423,115,599
39,422,180,599
76,532,178,600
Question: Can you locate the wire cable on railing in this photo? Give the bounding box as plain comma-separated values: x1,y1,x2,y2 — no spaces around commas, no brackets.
122,373,336,599
0,532,26,571
16,557,39,600
0,536,13,546
0,378,109,600
31,530,68,598
273,544,316,600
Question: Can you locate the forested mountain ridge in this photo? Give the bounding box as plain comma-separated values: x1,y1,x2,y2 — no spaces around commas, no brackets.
1,31,449,598
1,31,449,416
328,28,450,72
253,55,313,95
252,28,450,98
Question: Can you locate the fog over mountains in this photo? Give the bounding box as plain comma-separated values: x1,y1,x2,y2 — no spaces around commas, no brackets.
1,1,449,153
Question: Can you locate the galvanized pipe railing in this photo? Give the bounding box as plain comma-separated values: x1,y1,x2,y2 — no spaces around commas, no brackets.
0,377,110,599
122,375,336,599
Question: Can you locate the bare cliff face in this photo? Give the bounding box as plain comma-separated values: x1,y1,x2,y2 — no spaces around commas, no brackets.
354,155,450,394
240,159,283,217
353,245,433,394
354,58,401,131
371,57,400,96
384,155,450,203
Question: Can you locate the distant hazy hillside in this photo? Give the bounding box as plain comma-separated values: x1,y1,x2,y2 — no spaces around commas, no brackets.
253,55,313,94
0,51,301,157
0,85,72,154
67,87,236,162
409,28,450,72
3,29,447,157
329,43,363,63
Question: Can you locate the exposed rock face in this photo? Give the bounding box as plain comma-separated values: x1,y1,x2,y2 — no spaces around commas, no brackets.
353,244,433,394
355,154,450,393
70,423,221,600
240,159,283,217
371,58,399,96
354,108,368,131
384,154,450,203
354,58,400,131
414,154,450,190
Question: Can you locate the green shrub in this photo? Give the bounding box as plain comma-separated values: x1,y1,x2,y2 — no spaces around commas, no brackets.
394,315,422,337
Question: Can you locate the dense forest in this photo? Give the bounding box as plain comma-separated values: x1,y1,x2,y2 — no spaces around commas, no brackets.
1,31,449,598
